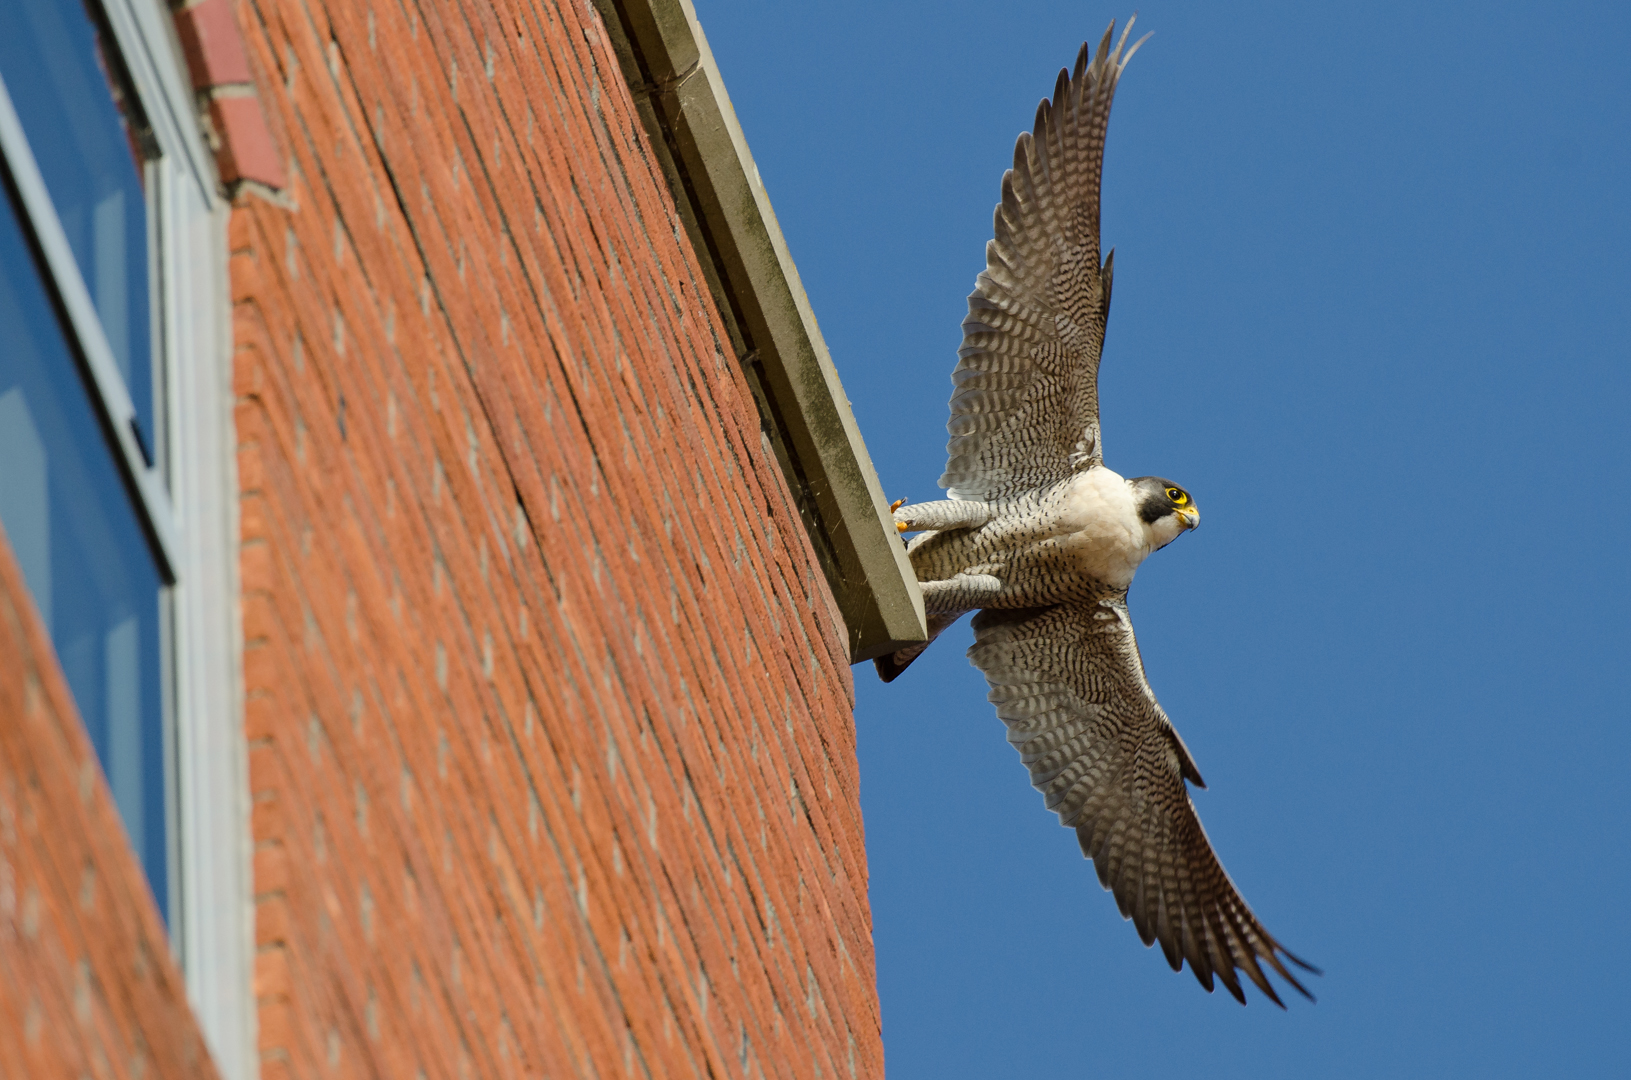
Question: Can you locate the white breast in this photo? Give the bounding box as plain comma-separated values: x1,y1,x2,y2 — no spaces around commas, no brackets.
1057,467,1151,589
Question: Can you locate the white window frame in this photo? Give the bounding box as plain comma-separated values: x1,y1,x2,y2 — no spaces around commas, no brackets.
0,2,252,1076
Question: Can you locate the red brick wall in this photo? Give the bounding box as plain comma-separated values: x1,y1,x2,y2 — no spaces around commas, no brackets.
0,527,219,1080
231,0,882,1077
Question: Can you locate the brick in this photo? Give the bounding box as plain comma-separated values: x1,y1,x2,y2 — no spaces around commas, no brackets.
210,96,286,190
173,0,253,87
254,943,293,999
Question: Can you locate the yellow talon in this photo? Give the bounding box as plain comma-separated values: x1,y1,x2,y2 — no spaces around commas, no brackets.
889,498,906,512
896,521,909,533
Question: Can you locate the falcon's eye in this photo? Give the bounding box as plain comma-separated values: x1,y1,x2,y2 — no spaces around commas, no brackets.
1166,487,1187,504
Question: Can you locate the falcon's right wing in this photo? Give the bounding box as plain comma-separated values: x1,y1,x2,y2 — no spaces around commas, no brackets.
967,599,1317,1005
940,21,1143,502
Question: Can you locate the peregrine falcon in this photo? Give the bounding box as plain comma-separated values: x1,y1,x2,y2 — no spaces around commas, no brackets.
880,19,1317,1006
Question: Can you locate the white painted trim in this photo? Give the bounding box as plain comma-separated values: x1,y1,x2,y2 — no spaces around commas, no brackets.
111,1,256,1074
160,154,255,1080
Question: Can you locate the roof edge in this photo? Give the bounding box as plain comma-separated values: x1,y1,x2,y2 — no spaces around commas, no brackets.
593,0,926,662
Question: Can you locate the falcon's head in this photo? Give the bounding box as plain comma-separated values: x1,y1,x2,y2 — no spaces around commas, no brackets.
1130,476,1200,552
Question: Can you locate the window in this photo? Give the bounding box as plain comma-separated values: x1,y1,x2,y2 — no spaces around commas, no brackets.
0,0,252,1073
0,0,174,916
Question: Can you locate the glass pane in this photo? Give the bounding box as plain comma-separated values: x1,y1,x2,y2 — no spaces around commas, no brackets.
0,0,154,453
0,181,168,920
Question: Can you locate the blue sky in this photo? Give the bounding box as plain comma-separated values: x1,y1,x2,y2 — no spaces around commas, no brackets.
693,2,1629,1076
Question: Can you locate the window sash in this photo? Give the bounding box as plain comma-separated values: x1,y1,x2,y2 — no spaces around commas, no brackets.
0,71,178,579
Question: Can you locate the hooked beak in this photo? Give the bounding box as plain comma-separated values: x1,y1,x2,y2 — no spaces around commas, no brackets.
1177,507,1200,531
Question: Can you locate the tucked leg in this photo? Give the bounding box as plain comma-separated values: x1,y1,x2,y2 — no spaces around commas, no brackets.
893,499,995,534
919,573,1004,612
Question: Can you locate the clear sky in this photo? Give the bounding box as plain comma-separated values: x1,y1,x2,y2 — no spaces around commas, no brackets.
692,2,1629,1076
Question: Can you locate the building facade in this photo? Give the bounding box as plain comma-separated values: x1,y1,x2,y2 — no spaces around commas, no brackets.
0,0,922,1077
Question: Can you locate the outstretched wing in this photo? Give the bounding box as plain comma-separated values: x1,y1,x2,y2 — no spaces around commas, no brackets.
968,600,1317,1005
941,21,1144,502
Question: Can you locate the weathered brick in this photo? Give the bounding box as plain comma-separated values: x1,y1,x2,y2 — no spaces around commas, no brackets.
224,0,879,1072
210,95,288,189
174,0,254,87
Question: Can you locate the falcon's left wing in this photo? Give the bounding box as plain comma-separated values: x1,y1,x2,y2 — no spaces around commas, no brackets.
968,600,1317,1005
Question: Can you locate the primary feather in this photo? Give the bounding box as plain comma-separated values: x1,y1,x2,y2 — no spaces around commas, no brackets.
941,21,1144,501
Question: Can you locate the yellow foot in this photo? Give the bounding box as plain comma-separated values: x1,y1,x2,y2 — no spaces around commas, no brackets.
889,498,906,512
896,521,909,533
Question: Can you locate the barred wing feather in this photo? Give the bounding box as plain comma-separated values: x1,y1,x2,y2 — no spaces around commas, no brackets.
941,20,1144,501
967,601,1318,1006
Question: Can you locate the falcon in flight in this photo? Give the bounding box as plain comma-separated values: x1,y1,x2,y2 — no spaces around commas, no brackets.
880,19,1317,1006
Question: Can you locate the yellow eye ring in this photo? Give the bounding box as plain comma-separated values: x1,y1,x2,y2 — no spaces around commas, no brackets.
1166,487,1187,505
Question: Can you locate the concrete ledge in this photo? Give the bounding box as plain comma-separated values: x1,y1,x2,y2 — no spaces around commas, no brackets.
594,0,926,663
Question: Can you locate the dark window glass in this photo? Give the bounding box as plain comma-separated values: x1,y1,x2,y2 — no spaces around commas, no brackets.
0,183,168,918
0,0,154,453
